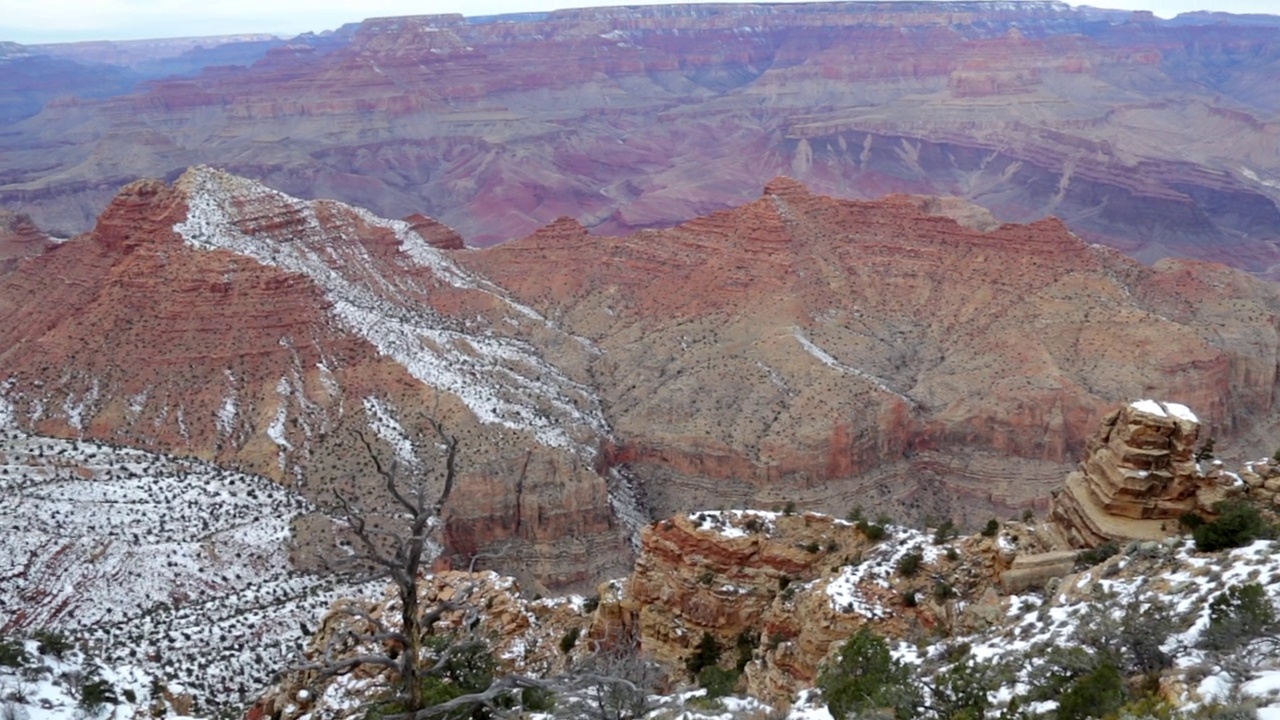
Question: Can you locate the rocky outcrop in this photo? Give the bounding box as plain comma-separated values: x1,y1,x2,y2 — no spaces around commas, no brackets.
999,550,1078,594
1047,400,1242,548
0,210,54,272
2,4,1279,271
600,511,1011,701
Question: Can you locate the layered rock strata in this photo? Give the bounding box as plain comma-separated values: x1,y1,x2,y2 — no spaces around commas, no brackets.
465,179,1280,526
8,171,1280,588
606,511,1012,700
0,210,54,272
2,4,1279,272
1047,400,1241,547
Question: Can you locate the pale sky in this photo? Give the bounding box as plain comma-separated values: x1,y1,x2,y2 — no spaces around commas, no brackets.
0,0,1276,44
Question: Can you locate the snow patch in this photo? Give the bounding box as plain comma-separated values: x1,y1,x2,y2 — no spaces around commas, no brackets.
792,327,914,406
0,432,383,713
1130,399,1199,423
0,389,12,428
217,371,238,437
362,396,418,468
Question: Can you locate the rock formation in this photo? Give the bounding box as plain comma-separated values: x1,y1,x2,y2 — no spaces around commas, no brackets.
257,570,597,720
599,511,1014,701
8,170,1280,590
1048,401,1223,547
0,210,54,272
1,4,1278,272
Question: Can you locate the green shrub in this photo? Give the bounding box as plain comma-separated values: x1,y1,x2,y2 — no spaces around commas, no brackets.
521,686,556,712
897,550,924,578
734,631,758,672
804,541,820,554
1075,541,1120,570
945,547,960,562
1201,582,1278,653
80,676,120,711
0,636,27,667
783,501,797,516
980,519,999,537
581,596,600,615
35,629,73,659
1194,500,1269,552
1179,512,1206,531
686,632,720,679
697,665,740,699
1056,663,1125,720
902,589,919,608
817,627,920,720
933,581,957,601
1195,437,1217,462
933,520,957,545
857,520,886,542
559,627,581,654
931,657,996,720
414,635,500,720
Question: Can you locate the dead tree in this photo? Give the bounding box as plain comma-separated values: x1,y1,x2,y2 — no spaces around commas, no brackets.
292,422,667,720
298,422,461,714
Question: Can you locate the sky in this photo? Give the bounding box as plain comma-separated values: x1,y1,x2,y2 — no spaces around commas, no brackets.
0,0,1277,45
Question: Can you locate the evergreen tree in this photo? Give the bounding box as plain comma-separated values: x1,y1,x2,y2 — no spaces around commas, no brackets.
818,627,920,720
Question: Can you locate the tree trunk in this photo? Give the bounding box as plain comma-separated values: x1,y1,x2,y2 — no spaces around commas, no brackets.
401,577,423,711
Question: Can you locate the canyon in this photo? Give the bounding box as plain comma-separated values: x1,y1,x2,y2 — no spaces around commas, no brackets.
6,4,1280,717
4,169,1280,594
0,3,1278,275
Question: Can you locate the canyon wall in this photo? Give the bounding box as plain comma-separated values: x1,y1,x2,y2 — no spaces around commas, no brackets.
0,4,1278,273
6,171,1280,589
465,179,1280,526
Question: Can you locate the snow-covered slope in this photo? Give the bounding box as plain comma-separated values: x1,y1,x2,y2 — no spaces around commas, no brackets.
174,165,609,455
0,429,380,711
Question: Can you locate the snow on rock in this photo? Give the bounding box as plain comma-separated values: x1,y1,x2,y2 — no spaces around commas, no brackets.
362,396,417,468
1129,398,1199,423
1165,402,1199,423
216,370,239,437
0,638,201,720
1131,398,1167,416
792,327,915,407
686,509,782,539
173,166,610,455
822,526,932,618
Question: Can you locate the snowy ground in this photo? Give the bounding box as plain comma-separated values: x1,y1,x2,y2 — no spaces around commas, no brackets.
0,429,381,713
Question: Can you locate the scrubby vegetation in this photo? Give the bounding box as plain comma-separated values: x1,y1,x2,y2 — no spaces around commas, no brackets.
1194,500,1271,552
